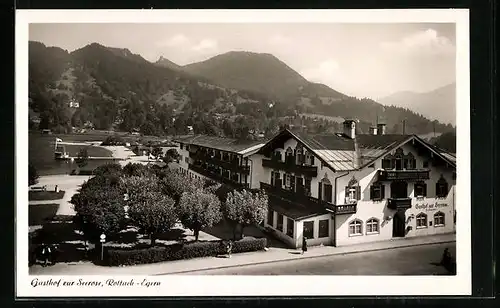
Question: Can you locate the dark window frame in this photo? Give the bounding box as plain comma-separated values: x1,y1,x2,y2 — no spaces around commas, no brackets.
286,218,294,237
276,213,284,232
318,219,329,238
303,221,314,239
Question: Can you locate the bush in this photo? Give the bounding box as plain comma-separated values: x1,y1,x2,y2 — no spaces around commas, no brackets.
101,135,125,146
70,169,94,175
103,237,267,266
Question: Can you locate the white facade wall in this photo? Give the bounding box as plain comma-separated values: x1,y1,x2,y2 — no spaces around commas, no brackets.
252,134,456,248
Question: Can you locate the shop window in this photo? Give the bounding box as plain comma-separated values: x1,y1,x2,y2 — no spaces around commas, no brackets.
416,213,428,228
366,218,380,234
348,219,363,236
370,183,385,201
276,213,284,232
414,181,427,198
434,212,445,227
436,176,449,198
318,219,329,238
303,221,314,239
286,218,294,237
267,211,274,227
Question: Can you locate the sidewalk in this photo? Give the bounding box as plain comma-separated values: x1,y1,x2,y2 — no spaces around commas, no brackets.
29,233,455,276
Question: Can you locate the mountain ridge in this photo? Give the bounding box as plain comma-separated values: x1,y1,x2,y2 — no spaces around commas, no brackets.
378,82,456,125
28,40,455,138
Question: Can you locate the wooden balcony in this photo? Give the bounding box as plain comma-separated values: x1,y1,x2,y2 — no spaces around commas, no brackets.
190,152,250,174
378,169,430,181
387,197,412,210
262,158,318,177
260,182,356,215
188,164,250,189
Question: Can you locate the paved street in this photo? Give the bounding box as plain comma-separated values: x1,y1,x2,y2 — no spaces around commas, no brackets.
179,242,456,275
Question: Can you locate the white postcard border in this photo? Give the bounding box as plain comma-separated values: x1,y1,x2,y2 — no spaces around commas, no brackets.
16,9,471,297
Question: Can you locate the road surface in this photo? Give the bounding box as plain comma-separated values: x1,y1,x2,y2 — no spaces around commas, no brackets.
179,243,456,275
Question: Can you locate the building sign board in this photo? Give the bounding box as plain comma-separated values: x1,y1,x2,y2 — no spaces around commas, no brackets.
414,202,448,211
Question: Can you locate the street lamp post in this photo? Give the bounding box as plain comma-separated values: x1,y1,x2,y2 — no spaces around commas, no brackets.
100,233,106,261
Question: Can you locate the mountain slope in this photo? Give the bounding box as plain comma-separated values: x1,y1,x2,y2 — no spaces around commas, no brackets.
154,56,181,70
182,51,310,99
28,41,455,138
378,83,456,125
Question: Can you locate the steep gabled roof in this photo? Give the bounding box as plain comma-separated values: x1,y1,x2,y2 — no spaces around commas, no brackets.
173,135,266,156
258,129,456,172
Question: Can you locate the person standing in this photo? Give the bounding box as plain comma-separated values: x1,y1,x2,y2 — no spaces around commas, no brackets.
40,243,51,267
302,236,308,255
227,240,233,258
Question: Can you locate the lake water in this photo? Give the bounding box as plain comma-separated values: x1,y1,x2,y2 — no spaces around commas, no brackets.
29,132,118,176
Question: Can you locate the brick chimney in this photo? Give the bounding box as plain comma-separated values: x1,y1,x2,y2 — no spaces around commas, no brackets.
377,123,386,135
343,120,356,139
369,126,378,135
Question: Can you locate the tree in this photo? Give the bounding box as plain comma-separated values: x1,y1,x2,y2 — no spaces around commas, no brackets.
224,190,268,240
162,148,180,164
122,175,177,246
75,148,89,169
178,188,222,241
161,169,204,203
151,146,163,159
71,181,127,244
29,162,39,186
93,163,123,177
123,162,150,177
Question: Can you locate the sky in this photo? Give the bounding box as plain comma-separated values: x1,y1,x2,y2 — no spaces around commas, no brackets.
29,23,456,99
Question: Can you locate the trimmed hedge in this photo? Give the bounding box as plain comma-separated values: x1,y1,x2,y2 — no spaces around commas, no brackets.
103,237,267,266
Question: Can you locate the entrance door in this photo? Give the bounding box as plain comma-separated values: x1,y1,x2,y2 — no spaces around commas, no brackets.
392,210,406,237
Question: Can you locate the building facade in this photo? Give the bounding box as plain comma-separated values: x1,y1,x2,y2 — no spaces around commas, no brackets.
168,121,456,249
254,121,456,248
171,135,265,189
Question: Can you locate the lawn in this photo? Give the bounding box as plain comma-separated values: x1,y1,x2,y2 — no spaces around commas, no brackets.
29,190,65,201
29,203,59,226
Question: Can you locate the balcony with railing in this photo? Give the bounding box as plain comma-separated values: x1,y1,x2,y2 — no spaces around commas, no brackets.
190,152,250,174
260,182,356,215
189,164,250,189
387,197,412,210
262,158,318,177
378,169,430,181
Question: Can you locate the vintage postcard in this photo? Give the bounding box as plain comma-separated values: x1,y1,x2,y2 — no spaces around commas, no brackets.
16,9,471,297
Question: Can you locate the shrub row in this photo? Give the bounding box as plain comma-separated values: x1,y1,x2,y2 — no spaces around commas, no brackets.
103,237,267,266
70,169,94,175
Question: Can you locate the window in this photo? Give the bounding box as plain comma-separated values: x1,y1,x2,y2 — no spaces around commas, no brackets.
318,219,329,238
286,218,294,237
305,177,312,196
436,176,449,198
345,178,361,203
180,144,183,150
303,221,314,239
416,213,428,228
349,219,363,236
423,161,429,168
296,145,304,165
273,151,282,161
382,158,392,169
370,183,385,201
366,218,380,234
414,181,427,198
320,177,332,203
285,174,291,189
276,214,284,232
267,211,274,227
434,212,445,227
185,157,189,164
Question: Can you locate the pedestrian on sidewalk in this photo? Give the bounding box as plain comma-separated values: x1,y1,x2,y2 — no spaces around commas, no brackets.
226,240,233,258
440,248,451,267
302,237,308,255
39,242,52,267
